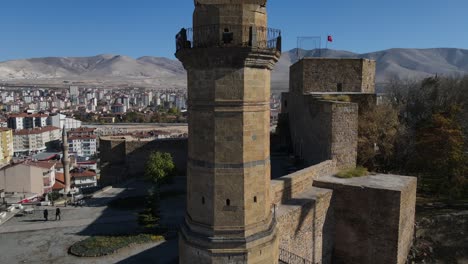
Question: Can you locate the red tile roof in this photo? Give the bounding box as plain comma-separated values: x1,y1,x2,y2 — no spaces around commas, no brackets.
69,127,96,132
71,170,96,178
68,135,97,141
9,113,48,118
13,126,60,136
55,172,65,183
27,161,56,170
53,181,65,190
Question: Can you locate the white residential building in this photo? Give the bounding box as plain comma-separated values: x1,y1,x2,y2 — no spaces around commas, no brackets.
68,135,97,157
71,168,97,189
13,126,61,156
5,104,21,113
47,114,82,130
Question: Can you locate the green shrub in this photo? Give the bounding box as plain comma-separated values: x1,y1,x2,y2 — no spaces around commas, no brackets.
69,234,164,257
336,166,369,178
138,212,159,228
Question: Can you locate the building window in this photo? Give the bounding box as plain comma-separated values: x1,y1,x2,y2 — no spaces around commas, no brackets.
254,196,257,203
226,199,230,206
337,83,343,92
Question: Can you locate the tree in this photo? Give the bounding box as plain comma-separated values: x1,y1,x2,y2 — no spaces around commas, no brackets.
358,103,400,171
411,106,468,198
144,152,176,186
168,107,180,115
382,76,468,199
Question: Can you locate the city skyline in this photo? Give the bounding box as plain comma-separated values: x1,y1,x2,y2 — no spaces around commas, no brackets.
1,0,468,61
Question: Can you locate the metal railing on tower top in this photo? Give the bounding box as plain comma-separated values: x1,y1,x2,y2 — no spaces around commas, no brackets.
176,24,281,53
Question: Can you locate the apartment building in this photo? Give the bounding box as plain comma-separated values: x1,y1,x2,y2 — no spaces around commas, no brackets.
8,113,48,130
13,126,60,156
68,135,97,157
71,168,97,189
0,161,56,195
47,114,82,130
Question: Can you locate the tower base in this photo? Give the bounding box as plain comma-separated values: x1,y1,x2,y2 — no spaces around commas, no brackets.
179,221,279,264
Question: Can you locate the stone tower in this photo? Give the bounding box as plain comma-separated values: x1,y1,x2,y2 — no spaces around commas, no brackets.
176,0,281,263
61,125,71,194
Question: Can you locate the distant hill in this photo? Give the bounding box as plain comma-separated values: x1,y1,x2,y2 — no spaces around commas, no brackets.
0,54,187,89
272,48,468,92
1,48,468,91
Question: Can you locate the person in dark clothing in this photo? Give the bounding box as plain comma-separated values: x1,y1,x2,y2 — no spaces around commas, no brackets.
43,209,48,221
55,208,61,221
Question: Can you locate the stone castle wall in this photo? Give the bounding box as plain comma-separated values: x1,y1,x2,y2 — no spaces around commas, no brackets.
273,58,416,263
271,160,336,204
313,175,417,264
272,161,336,263
276,187,334,264
100,137,187,185
286,94,358,170
290,58,376,94
330,102,358,170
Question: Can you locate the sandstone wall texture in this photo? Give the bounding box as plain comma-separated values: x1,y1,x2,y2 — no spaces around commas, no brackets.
270,160,336,204
290,58,376,94
313,174,417,264
276,186,334,264
177,1,281,261
99,138,187,186
286,94,358,170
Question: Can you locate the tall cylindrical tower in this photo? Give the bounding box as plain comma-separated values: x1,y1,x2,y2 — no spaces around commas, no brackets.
176,0,281,263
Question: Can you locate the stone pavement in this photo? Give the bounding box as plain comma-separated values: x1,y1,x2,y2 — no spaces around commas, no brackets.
0,179,183,263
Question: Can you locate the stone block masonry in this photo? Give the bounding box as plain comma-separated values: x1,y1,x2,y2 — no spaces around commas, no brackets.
290,58,376,94
313,174,417,264
271,160,336,204
286,95,358,170
99,137,187,186
276,186,334,264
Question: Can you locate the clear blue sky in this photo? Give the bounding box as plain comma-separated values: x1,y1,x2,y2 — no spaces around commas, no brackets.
1,0,467,61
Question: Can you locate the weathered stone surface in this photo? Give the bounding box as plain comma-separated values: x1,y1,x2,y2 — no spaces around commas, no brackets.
290,58,376,94
99,137,187,185
177,0,280,263
285,94,358,170
271,160,336,204
312,174,417,264
276,186,334,264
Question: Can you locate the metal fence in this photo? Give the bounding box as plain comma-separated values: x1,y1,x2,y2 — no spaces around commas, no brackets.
176,24,281,52
279,248,313,264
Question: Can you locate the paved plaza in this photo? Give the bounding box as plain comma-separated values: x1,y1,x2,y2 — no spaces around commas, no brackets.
0,180,184,264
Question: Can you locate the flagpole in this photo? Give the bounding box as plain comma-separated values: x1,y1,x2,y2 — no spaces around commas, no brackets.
326,34,328,50
319,36,322,57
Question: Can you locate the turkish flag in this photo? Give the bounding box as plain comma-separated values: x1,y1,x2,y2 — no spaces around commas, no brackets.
327,35,333,42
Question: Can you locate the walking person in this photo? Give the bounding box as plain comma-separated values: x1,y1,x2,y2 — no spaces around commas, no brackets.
55,207,61,221
43,209,48,221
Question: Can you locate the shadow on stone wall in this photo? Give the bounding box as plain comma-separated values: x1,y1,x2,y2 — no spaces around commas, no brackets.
273,162,335,263
100,138,188,186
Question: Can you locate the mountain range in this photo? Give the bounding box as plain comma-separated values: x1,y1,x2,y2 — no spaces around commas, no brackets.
1,48,468,92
